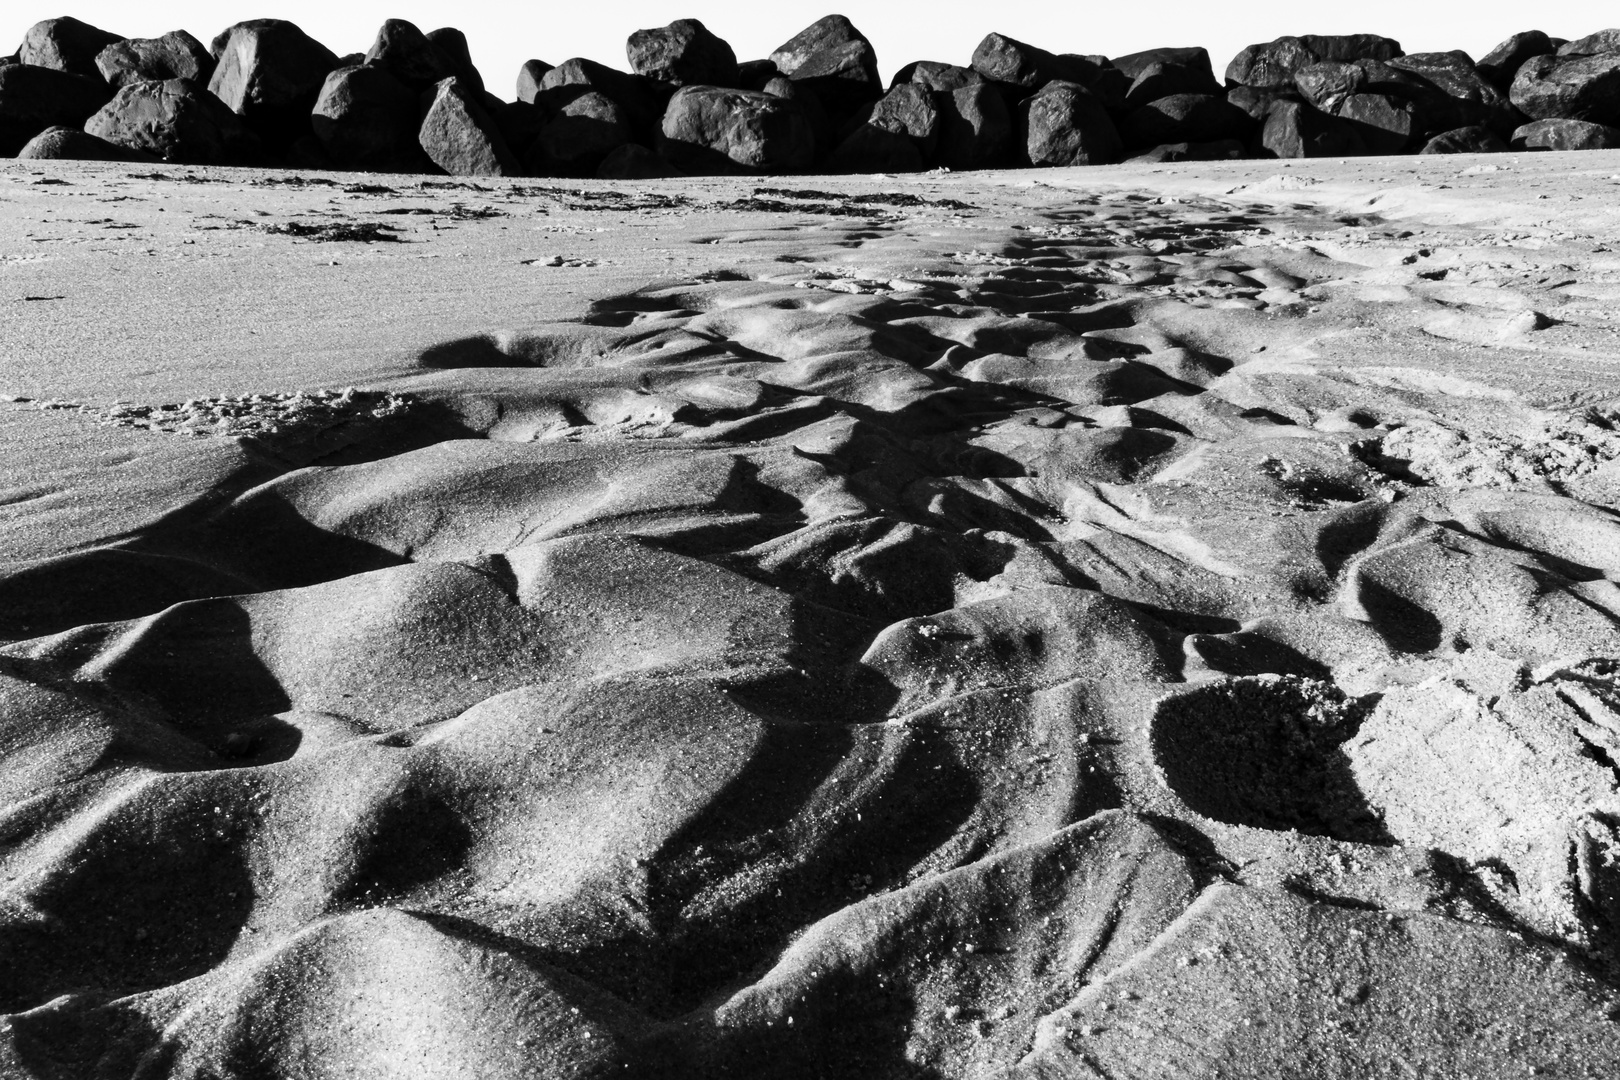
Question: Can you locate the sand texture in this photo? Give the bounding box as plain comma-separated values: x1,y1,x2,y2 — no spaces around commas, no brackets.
4,151,1620,1077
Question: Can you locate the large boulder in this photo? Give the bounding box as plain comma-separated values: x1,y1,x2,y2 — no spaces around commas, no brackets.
736,59,779,90
761,75,833,151
1120,93,1252,147
1478,31,1554,90
769,17,881,115
1018,80,1122,166
1510,53,1620,125
1334,92,1417,153
1112,47,1215,83
1260,99,1366,157
209,19,340,145
311,64,430,172
16,17,121,80
826,82,941,172
971,32,1096,91
95,31,213,89
17,125,152,161
770,15,866,75
0,63,113,155
1226,34,1403,90
1227,85,1294,123
364,19,456,91
539,58,668,136
516,59,553,104
418,75,521,176
426,28,485,97
658,85,815,173
627,18,737,87
936,81,1012,169
491,100,549,158
1511,116,1620,150
85,77,257,164
1419,124,1508,153
894,61,983,93
527,91,633,176
1388,51,1520,137
1124,62,1224,110
1558,30,1620,58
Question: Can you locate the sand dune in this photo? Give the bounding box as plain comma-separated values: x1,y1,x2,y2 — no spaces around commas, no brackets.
3,152,1620,1077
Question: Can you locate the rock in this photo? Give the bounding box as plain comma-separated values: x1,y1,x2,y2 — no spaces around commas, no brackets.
761,75,832,151
1018,80,1123,166
736,60,779,91
1511,53,1620,125
971,32,1097,91
1419,125,1509,153
936,81,1012,170
528,91,633,176
1388,51,1520,137
658,85,815,173
364,19,455,91
1227,34,1403,90
827,82,941,172
770,15,867,75
491,100,549,157
85,77,257,164
1558,30,1620,58
1478,31,1554,90
209,19,340,146
1124,61,1223,110
17,125,152,161
596,143,675,179
1260,99,1366,157
1294,60,1370,112
311,64,430,172
0,63,113,155
627,18,737,87
426,28,485,97
785,38,882,115
94,31,213,89
16,17,122,80
1126,138,1245,163
1227,85,1294,122
539,58,669,136
517,59,552,104
1112,47,1215,82
419,76,521,176
1334,92,1416,153
1302,34,1405,64
1511,116,1620,150
1120,93,1252,147
894,61,984,93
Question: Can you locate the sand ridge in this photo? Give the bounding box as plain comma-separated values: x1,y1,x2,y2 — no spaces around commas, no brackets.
3,153,1620,1076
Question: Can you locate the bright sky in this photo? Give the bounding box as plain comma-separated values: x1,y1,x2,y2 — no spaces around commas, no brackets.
5,2,1614,100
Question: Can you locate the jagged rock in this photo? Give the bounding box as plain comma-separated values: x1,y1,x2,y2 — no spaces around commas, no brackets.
767,20,882,117
1294,60,1370,111
936,81,1012,169
894,61,984,93
516,60,551,104
539,58,668,136
1227,85,1294,122
1334,92,1416,153
527,91,633,176
209,19,340,146
1112,47,1215,83
1512,116,1620,150
1389,51,1520,137
1227,34,1403,89
426,28,485,97
17,124,152,161
419,76,520,176
770,15,867,75
364,19,455,91
736,59,779,91
1019,80,1122,166
658,85,815,173
85,77,257,164
1260,99,1366,157
1124,63,1224,110
827,82,941,172
627,18,737,87
1478,31,1554,90
16,17,121,80
971,32,1097,91
1120,93,1252,147
1126,138,1245,163
596,143,675,179
0,63,113,155
1419,124,1509,153
94,31,213,89
1558,30,1620,57
311,64,430,172
1511,53,1620,125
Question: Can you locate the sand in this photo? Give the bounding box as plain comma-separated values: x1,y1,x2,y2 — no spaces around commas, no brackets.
2,150,1620,1077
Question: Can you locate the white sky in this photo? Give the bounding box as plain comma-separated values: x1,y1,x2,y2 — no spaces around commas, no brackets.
5,2,1614,100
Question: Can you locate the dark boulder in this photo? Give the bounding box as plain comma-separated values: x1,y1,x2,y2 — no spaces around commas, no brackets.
539,58,669,136
971,32,1097,91
16,17,121,80
419,76,521,176
1510,53,1620,125
1418,125,1508,153
762,75,833,151
1388,51,1520,137
1019,80,1122,166
1334,92,1416,153
0,63,113,155
627,18,737,87
827,82,941,172
936,81,1012,169
770,15,867,75
1227,34,1402,90
85,77,257,164
1124,61,1223,109
95,31,213,89
658,85,815,173
1120,93,1252,146
18,125,152,161
1478,31,1554,90
1112,47,1215,83
736,59,779,91
426,28,485,97
364,19,455,91
492,100,549,157
597,143,676,179
782,36,882,115
1302,34,1404,64
1511,116,1620,150
209,19,340,146
1260,99,1366,157
1227,85,1294,122
311,64,430,172
527,91,633,176
1558,30,1620,58
894,61,984,93
517,60,552,104
1127,138,1245,163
